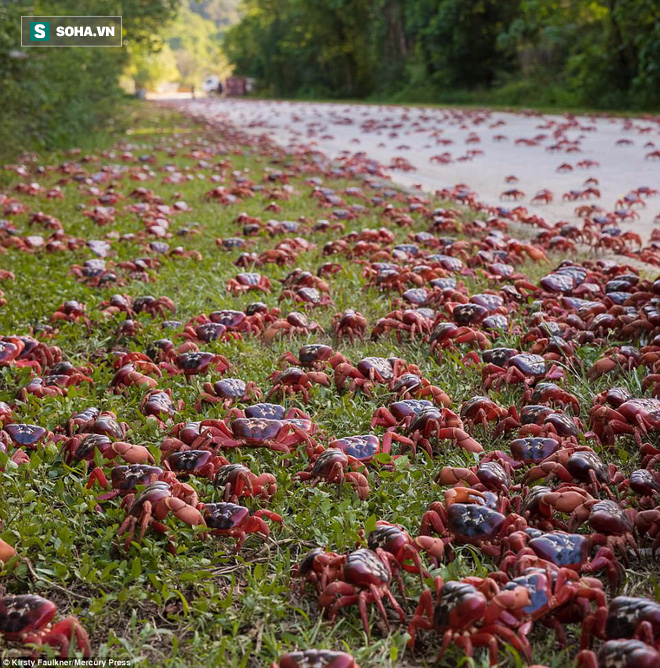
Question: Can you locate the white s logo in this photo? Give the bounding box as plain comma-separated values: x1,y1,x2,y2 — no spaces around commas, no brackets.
35,24,45,38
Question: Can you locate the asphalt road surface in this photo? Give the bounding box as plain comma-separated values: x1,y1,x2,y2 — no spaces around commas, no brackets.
180,98,660,240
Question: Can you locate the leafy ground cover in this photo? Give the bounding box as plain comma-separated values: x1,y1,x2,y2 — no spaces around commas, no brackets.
0,103,657,667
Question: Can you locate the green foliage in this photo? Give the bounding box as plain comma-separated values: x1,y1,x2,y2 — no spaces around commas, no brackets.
225,0,660,109
167,1,232,85
129,44,180,90
192,0,240,27
224,0,375,98
0,0,179,160
123,0,238,92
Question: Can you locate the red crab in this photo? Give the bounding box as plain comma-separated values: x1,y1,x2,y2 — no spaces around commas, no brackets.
188,308,266,336
0,594,91,657
430,322,491,355
582,595,660,649
501,188,526,201
197,417,321,458
576,499,639,563
196,378,261,410
329,432,414,463
459,396,512,431
531,189,554,204
619,468,660,507
163,449,231,479
577,640,660,668
199,502,282,550
332,309,368,343
266,367,331,402
87,463,176,502
499,561,607,648
73,409,128,439
280,269,330,293
364,520,445,591
279,287,333,308
226,272,272,294
226,403,314,422
525,491,637,561
0,401,13,426
62,433,154,466
213,463,277,502
132,295,176,318
635,505,660,556
0,439,30,467
435,454,517,494
160,351,231,378
161,420,223,453
1,423,53,450
408,575,532,665
295,448,370,499
67,407,101,435
317,548,405,639
517,484,596,531
587,347,643,380
482,353,564,390
179,321,238,344
420,492,527,558
496,405,581,443
522,447,622,496
140,389,182,425
389,373,452,407
370,399,434,431
262,312,324,342
333,356,420,394
1,335,62,373
500,529,622,588
293,547,344,593
371,309,434,342
112,359,162,391
527,382,580,414
279,344,347,371
118,481,206,549
589,398,660,445
145,339,199,363
50,300,91,328
404,405,484,456
0,337,42,372
17,371,92,400
70,260,117,287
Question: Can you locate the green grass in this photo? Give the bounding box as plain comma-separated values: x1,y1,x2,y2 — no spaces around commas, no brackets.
0,103,656,667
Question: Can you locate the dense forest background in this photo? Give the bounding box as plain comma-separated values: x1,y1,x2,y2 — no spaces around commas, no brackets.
1,0,658,160
0,0,236,158
225,0,660,110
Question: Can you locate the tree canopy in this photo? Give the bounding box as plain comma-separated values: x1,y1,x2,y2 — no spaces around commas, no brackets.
225,0,660,108
0,0,179,156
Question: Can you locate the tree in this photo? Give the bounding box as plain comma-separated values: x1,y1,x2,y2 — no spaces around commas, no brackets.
168,1,231,86
127,43,180,90
0,0,180,158
225,0,660,108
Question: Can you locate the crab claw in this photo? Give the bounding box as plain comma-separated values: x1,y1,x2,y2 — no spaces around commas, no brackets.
160,497,207,538
414,535,445,566
44,617,92,658
109,442,155,464
436,427,484,453
0,539,16,563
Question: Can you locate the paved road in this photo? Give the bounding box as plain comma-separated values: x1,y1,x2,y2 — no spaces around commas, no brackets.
179,98,660,240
